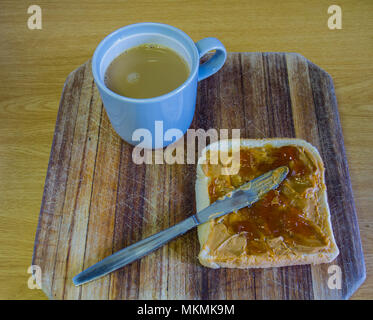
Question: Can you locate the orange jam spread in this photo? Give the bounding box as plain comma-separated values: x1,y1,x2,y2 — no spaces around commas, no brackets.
204,145,330,257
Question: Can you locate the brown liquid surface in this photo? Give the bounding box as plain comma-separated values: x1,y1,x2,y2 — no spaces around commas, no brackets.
206,145,328,255
105,44,190,99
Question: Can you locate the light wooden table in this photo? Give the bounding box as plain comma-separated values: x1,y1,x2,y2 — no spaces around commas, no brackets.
0,0,372,299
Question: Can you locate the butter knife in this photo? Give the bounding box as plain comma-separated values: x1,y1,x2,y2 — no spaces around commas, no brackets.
73,166,288,286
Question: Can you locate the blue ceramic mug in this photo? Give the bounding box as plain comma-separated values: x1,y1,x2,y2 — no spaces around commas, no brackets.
92,23,226,149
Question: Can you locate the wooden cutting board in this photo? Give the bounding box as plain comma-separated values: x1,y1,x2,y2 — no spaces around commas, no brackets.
33,53,365,299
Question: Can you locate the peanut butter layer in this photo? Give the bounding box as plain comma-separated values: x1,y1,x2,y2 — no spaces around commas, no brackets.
204,145,331,259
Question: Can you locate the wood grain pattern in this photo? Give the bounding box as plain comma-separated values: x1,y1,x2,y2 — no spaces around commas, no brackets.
32,53,365,299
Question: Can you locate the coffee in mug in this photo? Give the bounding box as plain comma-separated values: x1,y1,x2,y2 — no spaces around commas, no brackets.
104,44,190,99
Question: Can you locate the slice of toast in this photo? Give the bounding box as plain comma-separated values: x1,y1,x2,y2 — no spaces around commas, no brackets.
195,138,339,268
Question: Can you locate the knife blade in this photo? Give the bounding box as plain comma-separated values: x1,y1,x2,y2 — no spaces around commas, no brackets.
73,166,289,286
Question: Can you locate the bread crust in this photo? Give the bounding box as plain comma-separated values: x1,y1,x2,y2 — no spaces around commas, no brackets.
195,138,339,269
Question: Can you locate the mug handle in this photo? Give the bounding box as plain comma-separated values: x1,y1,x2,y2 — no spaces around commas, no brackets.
195,37,227,82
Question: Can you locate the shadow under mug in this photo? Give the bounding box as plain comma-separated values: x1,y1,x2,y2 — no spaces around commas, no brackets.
92,22,227,149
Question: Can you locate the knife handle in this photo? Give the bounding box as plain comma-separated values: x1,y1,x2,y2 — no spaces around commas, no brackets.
73,216,198,286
